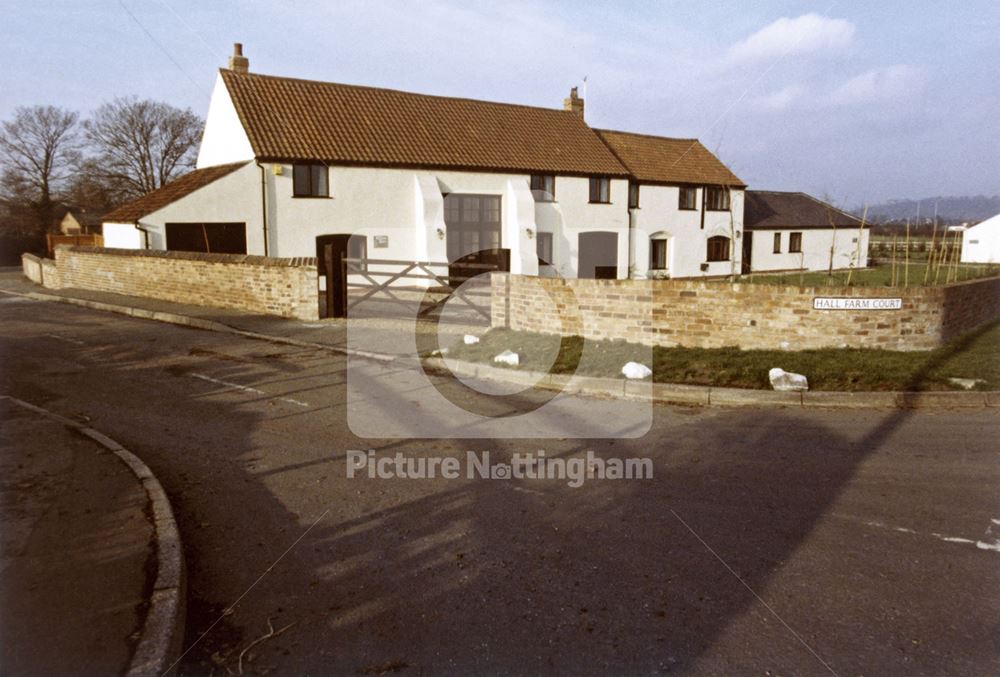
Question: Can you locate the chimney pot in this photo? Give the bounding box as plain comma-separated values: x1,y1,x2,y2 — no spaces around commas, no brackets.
563,86,584,119
228,42,249,73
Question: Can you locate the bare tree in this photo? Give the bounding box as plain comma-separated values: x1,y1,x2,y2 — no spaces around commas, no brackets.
83,97,203,200
0,105,81,234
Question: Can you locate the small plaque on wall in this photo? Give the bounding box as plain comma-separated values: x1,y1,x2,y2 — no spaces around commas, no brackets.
373,235,389,248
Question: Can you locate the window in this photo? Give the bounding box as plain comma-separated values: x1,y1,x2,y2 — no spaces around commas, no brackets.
589,177,610,203
530,174,555,201
536,232,553,266
704,186,730,211
293,163,329,197
773,232,782,253
679,186,698,210
789,232,802,253
628,182,640,209
706,236,730,262
650,238,668,270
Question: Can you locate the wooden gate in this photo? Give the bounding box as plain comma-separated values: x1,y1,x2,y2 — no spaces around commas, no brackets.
318,252,508,321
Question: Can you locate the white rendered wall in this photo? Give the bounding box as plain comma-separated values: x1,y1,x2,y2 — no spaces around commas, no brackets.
630,185,744,279
750,227,869,272
196,75,255,169
534,177,630,279
131,162,263,253
102,222,145,249
961,215,1000,263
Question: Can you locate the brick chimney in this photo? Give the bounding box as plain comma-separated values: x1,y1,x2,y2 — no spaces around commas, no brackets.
563,86,584,118
228,43,249,73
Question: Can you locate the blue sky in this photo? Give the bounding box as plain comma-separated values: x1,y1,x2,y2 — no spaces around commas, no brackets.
3,1,998,206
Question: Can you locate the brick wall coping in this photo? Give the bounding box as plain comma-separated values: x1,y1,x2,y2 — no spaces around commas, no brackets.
497,272,1000,296
61,245,317,268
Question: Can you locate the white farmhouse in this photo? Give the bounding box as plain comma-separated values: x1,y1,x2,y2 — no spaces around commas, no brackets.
742,191,869,273
103,44,751,282
960,214,1000,264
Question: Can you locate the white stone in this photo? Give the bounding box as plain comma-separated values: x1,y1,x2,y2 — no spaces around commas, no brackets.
494,350,519,366
779,341,791,350
769,367,809,392
948,377,984,390
463,334,480,345
621,362,652,379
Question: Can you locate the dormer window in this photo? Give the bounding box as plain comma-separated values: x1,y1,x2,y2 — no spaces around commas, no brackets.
293,163,329,197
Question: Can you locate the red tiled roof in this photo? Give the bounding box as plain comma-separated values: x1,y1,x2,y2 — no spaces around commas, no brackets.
745,191,868,230
595,129,744,187
102,162,248,222
220,70,628,176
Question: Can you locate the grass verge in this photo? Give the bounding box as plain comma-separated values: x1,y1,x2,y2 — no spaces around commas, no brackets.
441,321,999,391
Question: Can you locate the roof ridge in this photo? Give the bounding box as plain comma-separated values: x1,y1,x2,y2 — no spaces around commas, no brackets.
798,191,864,223
221,68,583,117
595,128,699,143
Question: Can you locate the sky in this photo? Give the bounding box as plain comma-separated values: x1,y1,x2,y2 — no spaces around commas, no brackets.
2,0,998,207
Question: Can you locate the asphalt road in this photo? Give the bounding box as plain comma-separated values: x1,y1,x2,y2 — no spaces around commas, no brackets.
1,295,998,676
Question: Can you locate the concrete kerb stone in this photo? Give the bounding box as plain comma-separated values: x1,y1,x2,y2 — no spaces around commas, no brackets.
710,387,803,407
0,395,186,677
3,287,996,410
801,390,898,409
895,390,989,409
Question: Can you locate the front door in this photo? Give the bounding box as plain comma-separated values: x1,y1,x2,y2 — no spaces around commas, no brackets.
445,194,507,285
316,234,352,319
578,231,618,279
741,232,753,274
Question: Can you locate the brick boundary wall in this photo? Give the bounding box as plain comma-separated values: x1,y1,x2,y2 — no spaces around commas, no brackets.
491,273,1000,351
21,253,42,284
40,246,320,321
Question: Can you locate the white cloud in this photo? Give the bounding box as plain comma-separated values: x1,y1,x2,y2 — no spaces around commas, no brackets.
751,84,805,111
729,14,855,63
829,65,926,105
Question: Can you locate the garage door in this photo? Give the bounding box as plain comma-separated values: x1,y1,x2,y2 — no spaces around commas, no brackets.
165,222,247,254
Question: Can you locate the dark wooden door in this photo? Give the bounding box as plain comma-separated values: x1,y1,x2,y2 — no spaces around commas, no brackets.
316,234,351,318
578,231,618,279
741,232,753,274
445,194,507,284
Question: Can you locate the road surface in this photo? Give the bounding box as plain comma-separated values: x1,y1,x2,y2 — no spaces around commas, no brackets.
1,295,997,675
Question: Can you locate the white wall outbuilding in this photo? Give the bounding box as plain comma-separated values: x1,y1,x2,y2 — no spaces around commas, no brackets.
961,214,1000,264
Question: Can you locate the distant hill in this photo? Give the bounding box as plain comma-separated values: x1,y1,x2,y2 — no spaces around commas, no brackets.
855,195,1000,226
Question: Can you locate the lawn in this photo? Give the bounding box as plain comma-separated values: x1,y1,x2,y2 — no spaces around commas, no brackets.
735,263,1000,288
440,321,1000,391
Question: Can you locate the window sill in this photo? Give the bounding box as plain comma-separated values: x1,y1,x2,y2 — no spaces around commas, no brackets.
705,208,731,212
588,201,612,205
678,207,698,211
292,195,334,199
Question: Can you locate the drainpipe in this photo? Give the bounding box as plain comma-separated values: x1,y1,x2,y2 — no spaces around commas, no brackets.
133,222,151,249
257,161,270,256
